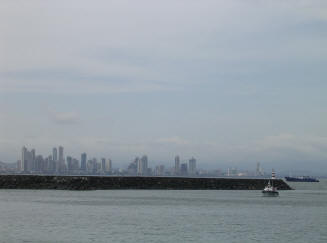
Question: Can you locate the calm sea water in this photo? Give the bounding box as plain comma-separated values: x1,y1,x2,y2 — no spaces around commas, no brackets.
0,180,326,243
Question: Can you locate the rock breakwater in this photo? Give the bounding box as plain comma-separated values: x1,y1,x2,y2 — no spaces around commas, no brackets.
0,175,293,190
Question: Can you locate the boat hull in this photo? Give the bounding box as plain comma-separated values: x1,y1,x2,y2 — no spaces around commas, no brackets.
285,177,319,182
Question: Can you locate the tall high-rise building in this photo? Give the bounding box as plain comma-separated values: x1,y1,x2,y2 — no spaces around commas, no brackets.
35,155,44,172
137,155,148,175
52,147,58,161
48,155,56,172
128,157,138,175
55,146,65,173
256,162,263,176
67,156,73,171
174,156,180,175
58,146,64,162
21,146,28,172
106,159,112,173
17,160,22,171
31,149,36,170
141,155,148,175
137,157,142,175
81,153,87,171
72,158,79,171
31,149,35,160
180,163,188,176
101,158,106,173
92,158,98,173
155,165,165,176
87,159,93,172
47,155,56,172
188,157,196,175
21,146,33,172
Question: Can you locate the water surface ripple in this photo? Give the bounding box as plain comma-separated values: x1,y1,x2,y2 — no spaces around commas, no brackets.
0,180,326,242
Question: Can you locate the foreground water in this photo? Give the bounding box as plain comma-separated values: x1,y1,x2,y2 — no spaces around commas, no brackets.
0,180,326,243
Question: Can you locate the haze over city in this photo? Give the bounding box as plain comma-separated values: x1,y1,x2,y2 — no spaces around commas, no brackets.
1,0,327,174
1,2,327,242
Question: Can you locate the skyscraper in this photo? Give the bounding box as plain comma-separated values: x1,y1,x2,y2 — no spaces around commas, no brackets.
141,155,148,175
35,155,44,172
31,149,36,171
137,155,148,176
17,160,22,171
106,159,112,173
72,158,79,171
180,163,188,176
58,146,64,162
81,153,87,171
21,146,33,172
188,157,196,175
52,147,58,161
137,157,142,175
57,146,64,172
174,155,180,175
67,156,73,171
128,157,138,175
21,146,28,172
155,165,165,176
101,158,106,173
92,158,97,173
256,162,263,176
48,155,56,172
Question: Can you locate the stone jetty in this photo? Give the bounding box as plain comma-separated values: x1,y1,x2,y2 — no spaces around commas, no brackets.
0,175,293,190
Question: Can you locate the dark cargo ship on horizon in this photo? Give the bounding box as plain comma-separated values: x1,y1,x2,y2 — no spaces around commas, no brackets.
285,176,319,182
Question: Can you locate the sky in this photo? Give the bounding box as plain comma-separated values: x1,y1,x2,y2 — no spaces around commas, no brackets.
1,0,327,173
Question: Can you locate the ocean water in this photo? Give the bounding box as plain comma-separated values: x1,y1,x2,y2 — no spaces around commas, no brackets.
0,180,326,243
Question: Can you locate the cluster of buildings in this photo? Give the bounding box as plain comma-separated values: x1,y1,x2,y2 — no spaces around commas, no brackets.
18,146,112,174
174,156,197,176
14,146,269,177
17,146,197,176
126,155,197,176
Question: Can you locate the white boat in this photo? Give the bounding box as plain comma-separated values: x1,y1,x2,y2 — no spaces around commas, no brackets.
262,170,279,197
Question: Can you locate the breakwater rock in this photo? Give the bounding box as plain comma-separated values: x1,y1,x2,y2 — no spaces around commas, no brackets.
0,175,292,190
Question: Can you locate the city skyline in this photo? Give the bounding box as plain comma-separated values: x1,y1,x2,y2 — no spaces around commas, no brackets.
1,1,327,173
0,145,315,177
0,143,325,176
16,145,201,177
0,2,326,243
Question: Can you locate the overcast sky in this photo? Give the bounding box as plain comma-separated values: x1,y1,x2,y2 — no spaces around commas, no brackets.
1,0,327,172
